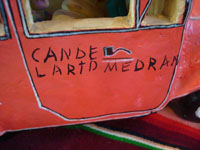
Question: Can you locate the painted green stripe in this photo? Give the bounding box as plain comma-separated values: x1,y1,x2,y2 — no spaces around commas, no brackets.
81,125,163,150
63,125,82,129
63,125,163,150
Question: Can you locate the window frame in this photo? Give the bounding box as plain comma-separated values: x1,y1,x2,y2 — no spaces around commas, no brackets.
137,0,191,28
17,0,192,39
18,0,137,38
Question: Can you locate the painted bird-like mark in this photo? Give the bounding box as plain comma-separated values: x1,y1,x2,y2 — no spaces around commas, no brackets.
104,47,132,57
103,46,133,62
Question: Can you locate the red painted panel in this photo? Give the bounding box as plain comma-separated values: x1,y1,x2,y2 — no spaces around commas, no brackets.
0,0,199,134
190,0,200,18
15,26,183,119
169,19,200,100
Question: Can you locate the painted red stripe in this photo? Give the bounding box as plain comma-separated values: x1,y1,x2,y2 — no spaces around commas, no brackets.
97,118,200,148
141,113,200,140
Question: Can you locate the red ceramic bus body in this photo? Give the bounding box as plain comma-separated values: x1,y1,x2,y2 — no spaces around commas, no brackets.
0,0,199,133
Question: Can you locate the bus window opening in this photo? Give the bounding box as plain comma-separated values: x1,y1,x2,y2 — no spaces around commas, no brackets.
141,0,186,26
23,0,135,33
0,12,5,36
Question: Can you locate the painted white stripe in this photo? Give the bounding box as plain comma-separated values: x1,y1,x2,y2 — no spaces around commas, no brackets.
0,111,151,136
137,0,152,28
190,17,200,20
85,124,180,150
102,58,134,63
